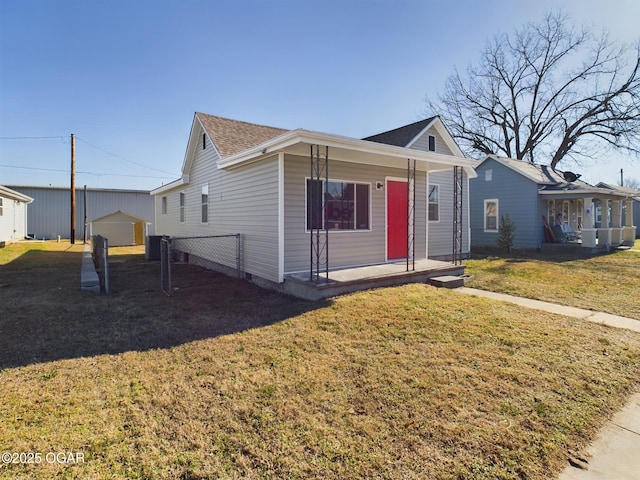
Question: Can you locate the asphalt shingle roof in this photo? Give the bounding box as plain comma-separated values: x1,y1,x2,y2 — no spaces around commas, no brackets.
196,112,289,158
362,117,437,147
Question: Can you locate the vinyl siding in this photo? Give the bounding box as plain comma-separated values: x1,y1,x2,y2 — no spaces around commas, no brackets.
154,127,280,283
426,169,470,258
408,126,470,259
8,186,154,240
283,154,427,274
0,195,28,242
410,129,454,155
470,158,541,249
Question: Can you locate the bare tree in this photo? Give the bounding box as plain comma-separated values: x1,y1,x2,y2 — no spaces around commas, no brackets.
427,11,640,168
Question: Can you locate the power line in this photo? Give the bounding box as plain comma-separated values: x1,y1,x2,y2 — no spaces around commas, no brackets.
0,136,66,140
75,136,176,175
0,164,175,179
1,134,177,176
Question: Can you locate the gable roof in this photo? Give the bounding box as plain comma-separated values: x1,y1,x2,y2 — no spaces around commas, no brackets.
91,210,148,223
596,182,640,201
477,156,632,198
362,117,437,147
197,112,289,158
151,113,477,195
362,116,465,157
478,155,583,185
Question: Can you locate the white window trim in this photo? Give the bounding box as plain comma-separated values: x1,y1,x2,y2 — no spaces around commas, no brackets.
201,184,209,224
161,196,167,215
304,177,372,233
179,191,186,224
484,198,499,232
428,134,436,152
428,183,440,223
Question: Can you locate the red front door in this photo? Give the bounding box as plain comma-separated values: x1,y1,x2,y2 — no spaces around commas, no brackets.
387,180,408,260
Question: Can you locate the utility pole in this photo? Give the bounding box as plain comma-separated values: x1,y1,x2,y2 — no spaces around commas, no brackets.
620,168,624,187
70,133,76,244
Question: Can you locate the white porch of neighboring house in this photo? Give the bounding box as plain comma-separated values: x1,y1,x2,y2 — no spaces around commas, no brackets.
542,193,635,248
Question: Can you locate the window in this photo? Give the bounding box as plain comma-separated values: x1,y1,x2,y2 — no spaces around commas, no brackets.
484,169,492,181
428,184,439,221
161,196,167,215
203,133,206,150
484,199,498,231
179,192,185,223
306,179,370,231
428,135,436,152
0,198,3,216
201,184,209,223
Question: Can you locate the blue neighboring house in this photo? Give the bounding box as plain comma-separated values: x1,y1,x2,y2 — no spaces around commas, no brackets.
469,155,637,251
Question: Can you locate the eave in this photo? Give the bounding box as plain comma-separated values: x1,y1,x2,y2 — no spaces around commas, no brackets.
217,129,477,177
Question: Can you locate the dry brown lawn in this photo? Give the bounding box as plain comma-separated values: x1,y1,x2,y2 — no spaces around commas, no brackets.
1,241,639,479
464,240,640,319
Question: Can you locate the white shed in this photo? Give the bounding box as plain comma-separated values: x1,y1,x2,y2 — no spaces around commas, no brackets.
0,185,33,245
90,210,149,247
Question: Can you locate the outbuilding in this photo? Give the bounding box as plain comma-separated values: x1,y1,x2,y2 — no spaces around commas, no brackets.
0,185,33,246
90,210,150,247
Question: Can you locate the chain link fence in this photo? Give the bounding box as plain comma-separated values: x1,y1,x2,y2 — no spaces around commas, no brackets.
160,234,241,296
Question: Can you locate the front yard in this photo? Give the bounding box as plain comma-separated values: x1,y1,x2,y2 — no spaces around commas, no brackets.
0,241,639,479
464,240,640,319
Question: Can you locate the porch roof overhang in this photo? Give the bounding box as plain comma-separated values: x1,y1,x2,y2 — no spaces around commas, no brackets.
216,129,478,177
537,185,631,201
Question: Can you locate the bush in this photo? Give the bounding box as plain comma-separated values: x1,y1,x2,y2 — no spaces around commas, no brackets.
496,214,516,253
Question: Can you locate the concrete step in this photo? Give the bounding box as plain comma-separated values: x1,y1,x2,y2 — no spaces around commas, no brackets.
428,275,465,289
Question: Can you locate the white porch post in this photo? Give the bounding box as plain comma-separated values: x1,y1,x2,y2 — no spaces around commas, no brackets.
623,199,637,245
582,197,597,247
610,200,623,245
598,199,612,247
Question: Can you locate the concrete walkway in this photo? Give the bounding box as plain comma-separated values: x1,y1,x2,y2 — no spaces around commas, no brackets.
456,287,640,333
453,287,640,479
557,392,640,480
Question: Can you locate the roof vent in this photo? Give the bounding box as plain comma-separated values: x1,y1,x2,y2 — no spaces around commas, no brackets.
563,171,581,182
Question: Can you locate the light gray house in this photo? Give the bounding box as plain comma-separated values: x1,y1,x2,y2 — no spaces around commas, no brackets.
151,112,476,295
0,185,33,245
7,185,155,241
470,156,636,251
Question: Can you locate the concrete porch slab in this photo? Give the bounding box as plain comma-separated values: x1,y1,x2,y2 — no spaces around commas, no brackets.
284,259,465,300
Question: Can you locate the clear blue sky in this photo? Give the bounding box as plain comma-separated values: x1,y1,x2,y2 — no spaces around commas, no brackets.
1,0,638,190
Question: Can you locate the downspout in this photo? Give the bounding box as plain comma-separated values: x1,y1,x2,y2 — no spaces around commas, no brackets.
277,152,285,283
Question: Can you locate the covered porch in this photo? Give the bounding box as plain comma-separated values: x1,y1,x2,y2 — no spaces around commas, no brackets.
283,259,465,301
540,187,636,249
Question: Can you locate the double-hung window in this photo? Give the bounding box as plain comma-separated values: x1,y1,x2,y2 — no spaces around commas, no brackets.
484,199,498,231
306,179,370,231
201,185,209,223
179,192,186,223
428,184,439,222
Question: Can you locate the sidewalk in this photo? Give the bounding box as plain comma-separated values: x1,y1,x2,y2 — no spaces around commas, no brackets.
454,287,640,479
557,393,640,480
456,287,640,333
